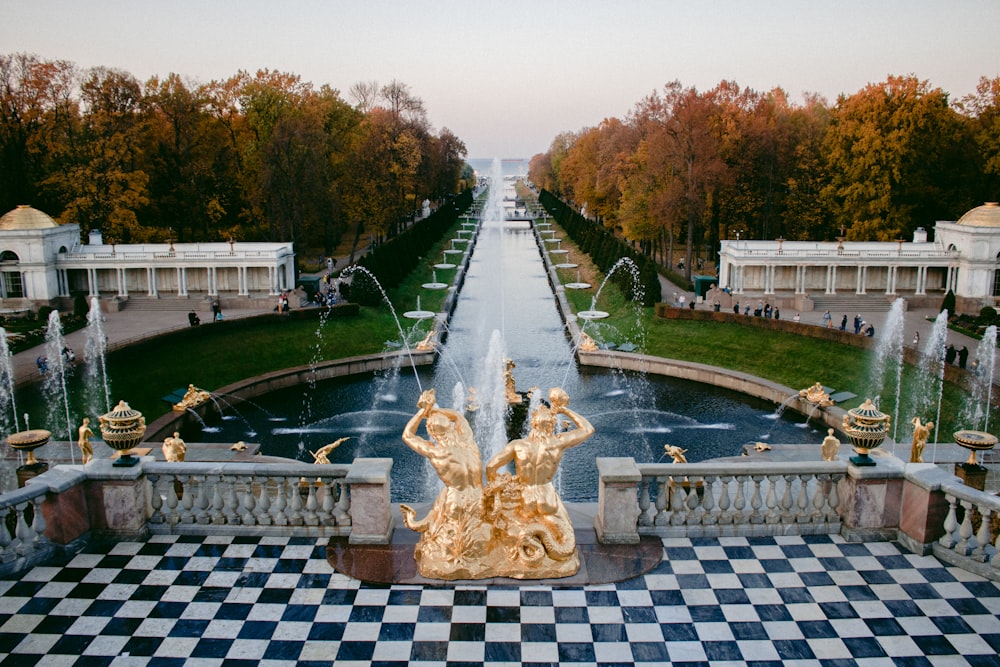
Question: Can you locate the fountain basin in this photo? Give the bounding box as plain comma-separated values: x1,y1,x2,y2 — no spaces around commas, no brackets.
565,282,591,290
577,310,610,320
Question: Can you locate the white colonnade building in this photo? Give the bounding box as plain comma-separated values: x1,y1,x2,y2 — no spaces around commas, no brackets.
0,205,295,313
717,202,1000,315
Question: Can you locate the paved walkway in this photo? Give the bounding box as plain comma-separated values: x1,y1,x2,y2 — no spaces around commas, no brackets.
1,532,998,666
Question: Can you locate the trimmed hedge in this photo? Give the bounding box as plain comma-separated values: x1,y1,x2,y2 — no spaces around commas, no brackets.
538,189,661,306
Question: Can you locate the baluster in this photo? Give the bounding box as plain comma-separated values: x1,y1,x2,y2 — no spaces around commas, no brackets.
813,473,828,522
224,479,240,524
30,496,46,544
304,483,319,526
210,476,226,524
717,475,733,524
637,477,652,527
992,521,1000,571
653,477,669,526
14,502,37,556
733,475,748,525
240,476,256,525
334,481,351,525
764,475,779,524
288,477,304,526
955,499,976,556
271,477,288,526
826,474,841,522
748,475,764,524
147,474,164,524
179,475,196,523
0,508,12,558
779,474,795,523
939,495,958,548
795,474,811,523
163,474,179,525
685,476,703,525
700,475,717,525
972,507,992,562
194,476,211,525
317,478,334,525
669,476,686,526
256,476,272,525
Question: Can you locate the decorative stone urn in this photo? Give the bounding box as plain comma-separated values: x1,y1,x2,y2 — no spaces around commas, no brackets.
842,399,890,467
99,400,146,467
6,429,51,468
953,429,997,468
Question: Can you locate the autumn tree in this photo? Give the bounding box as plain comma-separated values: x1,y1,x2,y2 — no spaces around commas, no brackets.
47,66,149,242
822,75,969,240
957,76,1000,202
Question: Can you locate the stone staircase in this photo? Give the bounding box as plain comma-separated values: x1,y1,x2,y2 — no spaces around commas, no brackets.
119,296,207,311
808,294,896,313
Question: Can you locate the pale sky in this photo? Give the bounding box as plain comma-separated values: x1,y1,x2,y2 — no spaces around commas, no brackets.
2,0,997,159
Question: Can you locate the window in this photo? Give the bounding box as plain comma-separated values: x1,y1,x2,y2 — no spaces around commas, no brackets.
1,271,23,298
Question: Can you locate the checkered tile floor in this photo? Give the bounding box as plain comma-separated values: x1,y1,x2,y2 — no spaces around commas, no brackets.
1,534,999,666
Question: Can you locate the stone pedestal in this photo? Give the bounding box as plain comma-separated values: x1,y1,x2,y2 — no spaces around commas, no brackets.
595,457,641,544
839,454,904,542
83,458,151,540
897,464,954,555
345,458,394,545
954,463,988,491
16,462,49,488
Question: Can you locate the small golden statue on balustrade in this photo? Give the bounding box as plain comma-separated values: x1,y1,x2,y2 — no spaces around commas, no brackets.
909,417,933,463
77,417,94,464
173,384,212,412
162,432,187,462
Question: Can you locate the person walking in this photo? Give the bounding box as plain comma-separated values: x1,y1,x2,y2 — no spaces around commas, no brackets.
958,345,969,369
823,310,832,328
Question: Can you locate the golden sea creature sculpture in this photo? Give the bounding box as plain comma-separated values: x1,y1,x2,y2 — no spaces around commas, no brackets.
401,386,595,580
173,384,212,411
230,441,248,452
909,417,933,463
310,437,349,464
799,382,833,407
415,330,436,351
578,332,598,352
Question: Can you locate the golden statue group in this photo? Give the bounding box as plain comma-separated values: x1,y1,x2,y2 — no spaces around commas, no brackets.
400,386,594,580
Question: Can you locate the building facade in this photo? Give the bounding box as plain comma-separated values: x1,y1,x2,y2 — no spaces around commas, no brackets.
717,202,1000,315
0,205,296,313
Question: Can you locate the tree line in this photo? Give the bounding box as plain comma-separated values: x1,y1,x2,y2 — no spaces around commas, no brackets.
0,53,471,264
528,75,1000,279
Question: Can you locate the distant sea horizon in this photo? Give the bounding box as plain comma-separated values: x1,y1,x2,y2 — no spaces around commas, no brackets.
467,158,528,177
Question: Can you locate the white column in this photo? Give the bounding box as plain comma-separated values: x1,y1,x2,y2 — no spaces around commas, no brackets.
177,267,188,297
208,267,217,296
117,268,128,297
887,266,897,295
146,267,157,297
764,265,774,295
238,266,249,296
87,268,98,297
916,266,927,295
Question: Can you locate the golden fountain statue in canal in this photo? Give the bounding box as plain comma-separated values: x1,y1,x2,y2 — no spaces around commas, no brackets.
400,386,594,580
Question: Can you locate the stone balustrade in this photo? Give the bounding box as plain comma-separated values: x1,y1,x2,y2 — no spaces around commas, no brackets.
934,479,1000,578
0,450,998,582
0,482,49,576
595,457,847,542
144,461,353,537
